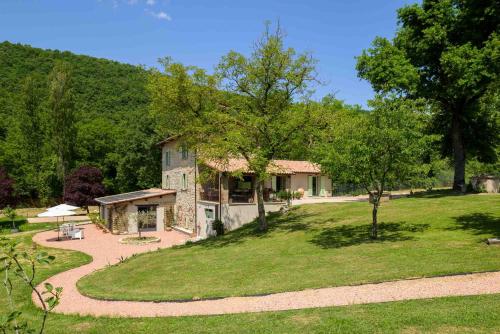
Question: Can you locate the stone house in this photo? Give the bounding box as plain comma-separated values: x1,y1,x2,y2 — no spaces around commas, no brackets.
96,137,333,237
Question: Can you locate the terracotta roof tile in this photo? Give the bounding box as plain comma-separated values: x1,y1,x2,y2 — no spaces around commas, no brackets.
204,159,321,174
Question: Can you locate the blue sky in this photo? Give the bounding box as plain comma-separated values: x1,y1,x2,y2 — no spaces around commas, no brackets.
0,0,416,107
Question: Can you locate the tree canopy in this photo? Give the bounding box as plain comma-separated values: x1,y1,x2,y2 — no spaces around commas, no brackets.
315,97,438,238
150,25,319,231
0,41,161,204
356,0,500,191
64,166,105,212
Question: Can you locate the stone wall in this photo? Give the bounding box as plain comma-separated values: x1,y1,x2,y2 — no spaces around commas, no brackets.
161,141,198,232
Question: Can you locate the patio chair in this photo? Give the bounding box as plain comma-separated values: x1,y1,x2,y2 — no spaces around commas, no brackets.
68,228,84,240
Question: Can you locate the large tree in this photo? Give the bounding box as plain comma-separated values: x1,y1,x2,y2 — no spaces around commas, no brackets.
48,61,76,194
150,25,317,231
315,97,437,239
356,0,500,192
64,166,105,212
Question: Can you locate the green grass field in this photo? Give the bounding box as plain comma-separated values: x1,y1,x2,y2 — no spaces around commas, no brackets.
0,236,498,334
0,215,57,234
1,192,500,333
78,192,500,301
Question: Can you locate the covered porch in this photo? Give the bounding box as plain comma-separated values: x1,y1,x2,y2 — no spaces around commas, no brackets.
95,188,176,234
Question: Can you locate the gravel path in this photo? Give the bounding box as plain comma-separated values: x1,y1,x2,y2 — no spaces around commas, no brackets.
32,225,500,318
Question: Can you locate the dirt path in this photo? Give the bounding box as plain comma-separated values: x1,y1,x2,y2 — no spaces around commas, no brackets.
32,225,500,318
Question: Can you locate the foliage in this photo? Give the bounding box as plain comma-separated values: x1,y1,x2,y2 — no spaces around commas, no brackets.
276,190,293,203
315,97,439,238
2,206,17,231
0,42,160,203
0,168,15,209
0,238,62,333
211,219,224,236
48,61,76,192
356,0,500,191
150,23,318,231
88,212,107,232
63,166,105,212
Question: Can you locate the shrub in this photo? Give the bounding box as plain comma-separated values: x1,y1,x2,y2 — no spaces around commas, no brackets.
88,211,108,232
212,219,224,236
276,190,293,201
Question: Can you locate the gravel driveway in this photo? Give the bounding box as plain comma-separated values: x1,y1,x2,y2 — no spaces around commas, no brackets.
32,224,500,318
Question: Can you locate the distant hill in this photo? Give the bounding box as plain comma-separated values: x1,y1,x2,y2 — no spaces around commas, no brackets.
0,41,161,202
0,41,150,121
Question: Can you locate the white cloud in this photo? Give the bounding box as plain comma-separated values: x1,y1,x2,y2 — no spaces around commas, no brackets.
146,0,156,5
127,0,138,4
149,10,171,21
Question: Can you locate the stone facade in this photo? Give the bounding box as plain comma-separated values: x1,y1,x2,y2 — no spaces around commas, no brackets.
160,138,334,237
161,141,198,233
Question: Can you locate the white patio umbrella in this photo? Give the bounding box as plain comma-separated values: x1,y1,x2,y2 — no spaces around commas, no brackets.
47,204,80,212
38,209,77,241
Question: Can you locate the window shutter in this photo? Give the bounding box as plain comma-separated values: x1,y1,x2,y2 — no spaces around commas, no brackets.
308,176,313,196
271,176,277,191
320,176,326,196
165,151,170,167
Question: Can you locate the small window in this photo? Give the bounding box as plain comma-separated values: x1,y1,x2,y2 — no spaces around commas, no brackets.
165,175,170,189
181,173,187,190
204,208,214,219
181,146,188,160
164,150,171,167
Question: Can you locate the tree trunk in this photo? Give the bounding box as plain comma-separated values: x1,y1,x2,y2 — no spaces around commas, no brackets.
371,202,379,239
255,178,267,231
451,112,466,192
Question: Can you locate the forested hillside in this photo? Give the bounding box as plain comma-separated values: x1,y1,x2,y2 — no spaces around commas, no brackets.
0,41,161,205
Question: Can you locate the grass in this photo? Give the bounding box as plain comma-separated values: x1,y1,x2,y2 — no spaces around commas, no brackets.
78,192,500,301
0,215,57,234
0,235,499,334
0,206,96,219
0,200,498,333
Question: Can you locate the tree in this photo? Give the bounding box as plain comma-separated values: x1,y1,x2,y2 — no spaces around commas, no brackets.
150,24,318,231
64,166,105,213
2,206,17,232
0,168,15,209
356,0,500,192
315,97,437,239
48,61,76,194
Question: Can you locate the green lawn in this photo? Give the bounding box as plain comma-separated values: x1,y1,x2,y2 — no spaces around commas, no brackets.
0,210,499,333
0,215,57,234
78,192,500,301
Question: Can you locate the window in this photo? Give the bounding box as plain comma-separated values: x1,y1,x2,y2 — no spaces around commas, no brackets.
165,175,170,189
164,150,171,167
181,173,187,190
181,146,188,160
228,175,255,203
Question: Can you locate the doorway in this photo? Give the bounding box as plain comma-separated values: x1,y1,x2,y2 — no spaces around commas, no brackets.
309,176,320,196
136,205,157,230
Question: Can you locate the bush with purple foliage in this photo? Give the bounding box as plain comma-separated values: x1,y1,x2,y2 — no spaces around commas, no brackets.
0,167,16,209
64,166,105,212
